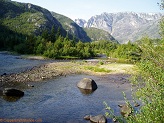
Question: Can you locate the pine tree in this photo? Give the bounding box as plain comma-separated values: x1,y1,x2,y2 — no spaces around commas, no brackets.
50,25,56,42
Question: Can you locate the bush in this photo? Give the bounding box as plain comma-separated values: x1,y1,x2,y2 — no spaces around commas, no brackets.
128,39,164,123
104,38,164,123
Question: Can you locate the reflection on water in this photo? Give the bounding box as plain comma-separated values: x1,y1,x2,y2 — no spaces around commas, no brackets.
0,75,132,123
0,90,23,102
2,96,23,102
78,88,95,95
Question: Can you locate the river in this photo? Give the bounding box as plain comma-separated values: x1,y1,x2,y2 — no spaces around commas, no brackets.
0,53,133,123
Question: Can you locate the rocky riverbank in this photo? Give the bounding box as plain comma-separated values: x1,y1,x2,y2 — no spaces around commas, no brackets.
0,61,135,89
0,53,136,123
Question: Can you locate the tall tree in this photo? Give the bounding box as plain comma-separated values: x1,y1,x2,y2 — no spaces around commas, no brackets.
56,27,61,39
41,29,49,41
50,25,56,43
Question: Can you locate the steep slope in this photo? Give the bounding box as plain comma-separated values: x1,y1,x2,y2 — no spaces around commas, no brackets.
84,27,118,43
51,12,117,42
0,0,65,36
51,12,91,42
0,0,120,43
75,12,163,43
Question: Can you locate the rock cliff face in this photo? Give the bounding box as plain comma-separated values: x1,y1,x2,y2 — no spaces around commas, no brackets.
75,12,163,43
74,19,87,27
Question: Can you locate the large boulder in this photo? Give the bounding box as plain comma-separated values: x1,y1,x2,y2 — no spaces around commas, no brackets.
84,114,107,123
77,78,97,91
3,88,24,97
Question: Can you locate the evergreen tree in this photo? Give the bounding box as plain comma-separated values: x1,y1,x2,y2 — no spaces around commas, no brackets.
50,25,56,43
56,27,61,39
41,29,49,41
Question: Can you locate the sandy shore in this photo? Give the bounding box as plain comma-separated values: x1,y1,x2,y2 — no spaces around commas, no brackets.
0,57,135,89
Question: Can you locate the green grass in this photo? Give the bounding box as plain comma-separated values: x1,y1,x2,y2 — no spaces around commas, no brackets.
84,66,111,73
57,56,79,59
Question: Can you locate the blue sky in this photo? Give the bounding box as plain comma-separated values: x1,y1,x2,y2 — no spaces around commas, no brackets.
14,0,163,20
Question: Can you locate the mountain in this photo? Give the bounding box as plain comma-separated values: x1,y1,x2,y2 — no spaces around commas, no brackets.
75,12,163,43
51,12,91,42
83,27,118,43
0,0,116,43
0,0,65,36
51,12,117,42
74,19,87,27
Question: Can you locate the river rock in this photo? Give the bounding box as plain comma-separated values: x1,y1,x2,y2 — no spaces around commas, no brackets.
84,114,107,123
118,104,132,117
1,73,7,76
77,78,97,90
3,88,24,97
28,84,34,87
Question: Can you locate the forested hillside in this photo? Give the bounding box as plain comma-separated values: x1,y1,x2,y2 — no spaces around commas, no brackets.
0,0,120,59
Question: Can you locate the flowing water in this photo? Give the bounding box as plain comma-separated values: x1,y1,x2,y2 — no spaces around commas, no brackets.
0,53,133,123
0,52,52,75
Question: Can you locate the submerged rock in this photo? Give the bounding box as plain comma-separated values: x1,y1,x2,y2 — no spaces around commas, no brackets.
28,84,34,87
84,114,107,123
1,73,7,76
77,78,97,90
3,88,24,97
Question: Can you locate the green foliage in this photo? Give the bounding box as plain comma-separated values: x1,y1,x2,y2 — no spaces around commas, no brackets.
127,38,164,123
104,92,134,123
0,24,26,51
51,12,91,42
158,0,164,10
1,12,46,35
159,17,164,38
91,40,118,55
112,41,142,62
84,27,117,42
104,37,164,122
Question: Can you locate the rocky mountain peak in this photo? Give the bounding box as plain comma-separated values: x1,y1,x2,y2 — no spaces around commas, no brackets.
75,12,163,43
74,19,87,27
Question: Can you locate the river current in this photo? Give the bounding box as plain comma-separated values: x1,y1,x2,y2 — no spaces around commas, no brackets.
0,52,133,123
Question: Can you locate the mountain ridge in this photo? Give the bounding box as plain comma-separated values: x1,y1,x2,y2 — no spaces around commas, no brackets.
75,12,163,43
0,0,116,43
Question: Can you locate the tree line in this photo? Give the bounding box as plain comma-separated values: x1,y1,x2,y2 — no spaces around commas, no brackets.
0,23,142,61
